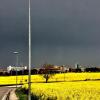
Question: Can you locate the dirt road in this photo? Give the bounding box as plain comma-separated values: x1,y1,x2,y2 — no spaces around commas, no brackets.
0,87,11,100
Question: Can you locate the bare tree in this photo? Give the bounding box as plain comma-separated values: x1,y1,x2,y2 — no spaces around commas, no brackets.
42,63,55,83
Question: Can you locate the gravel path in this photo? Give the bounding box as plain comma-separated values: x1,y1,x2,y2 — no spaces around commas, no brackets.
9,88,18,100
0,87,11,100
0,86,19,100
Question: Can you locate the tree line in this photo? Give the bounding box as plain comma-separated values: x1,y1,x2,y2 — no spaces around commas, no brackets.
0,65,100,76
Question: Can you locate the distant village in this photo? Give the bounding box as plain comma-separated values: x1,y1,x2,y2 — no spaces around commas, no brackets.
0,63,100,76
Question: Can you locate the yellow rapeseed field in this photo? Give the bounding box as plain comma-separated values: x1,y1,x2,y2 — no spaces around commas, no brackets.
23,81,100,100
0,73,100,84
22,73,100,100
0,73,100,100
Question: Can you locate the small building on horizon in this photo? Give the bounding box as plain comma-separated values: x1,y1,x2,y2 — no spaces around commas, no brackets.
7,65,27,73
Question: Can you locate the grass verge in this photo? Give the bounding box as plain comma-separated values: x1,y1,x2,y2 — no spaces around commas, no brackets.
15,88,28,100
15,87,39,100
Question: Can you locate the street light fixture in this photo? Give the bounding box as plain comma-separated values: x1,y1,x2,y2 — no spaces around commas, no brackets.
13,51,19,88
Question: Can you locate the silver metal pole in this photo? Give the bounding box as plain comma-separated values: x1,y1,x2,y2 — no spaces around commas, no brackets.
28,0,31,99
16,54,18,88
13,52,19,88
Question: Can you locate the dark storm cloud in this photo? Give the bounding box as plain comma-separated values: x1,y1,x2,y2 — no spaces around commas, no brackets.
0,0,28,66
0,0,100,66
31,0,100,66
31,0,100,46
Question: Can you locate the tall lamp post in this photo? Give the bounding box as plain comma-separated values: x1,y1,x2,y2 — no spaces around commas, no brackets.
28,0,31,99
13,51,19,88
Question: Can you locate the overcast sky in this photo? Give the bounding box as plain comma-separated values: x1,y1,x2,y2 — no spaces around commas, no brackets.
0,0,100,67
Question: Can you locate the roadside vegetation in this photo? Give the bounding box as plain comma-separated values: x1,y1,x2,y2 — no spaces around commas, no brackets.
15,88,28,100
16,87,40,100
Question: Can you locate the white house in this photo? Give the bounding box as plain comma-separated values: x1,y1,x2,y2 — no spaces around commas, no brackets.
7,65,27,73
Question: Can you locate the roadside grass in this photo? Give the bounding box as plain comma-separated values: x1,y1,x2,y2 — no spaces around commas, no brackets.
15,88,28,100
15,87,39,100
